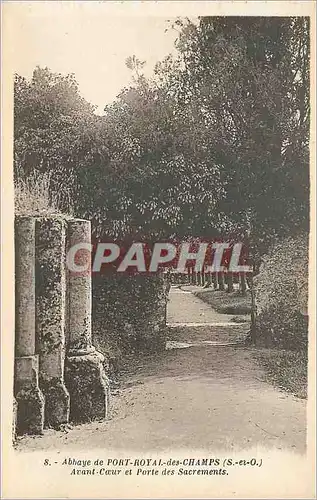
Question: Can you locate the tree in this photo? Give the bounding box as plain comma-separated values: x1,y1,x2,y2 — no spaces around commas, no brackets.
76,57,227,240
14,67,99,211
157,17,310,254
14,17,310,255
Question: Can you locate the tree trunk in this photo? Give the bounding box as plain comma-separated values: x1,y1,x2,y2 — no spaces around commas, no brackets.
218,272,225,291
187,267,191,284
227,272,234,293
197,271,202,286
192,270,197,285
249,274,257,345
201,268,205,286
204,269,211,287
239,272,247,295
212,272,218,290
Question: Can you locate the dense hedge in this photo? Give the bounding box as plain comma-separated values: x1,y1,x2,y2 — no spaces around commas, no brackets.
255,234,309,350
92,272,169,359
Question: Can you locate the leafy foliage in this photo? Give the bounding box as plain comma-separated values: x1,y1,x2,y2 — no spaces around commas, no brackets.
13,19,310,355
93,273,168,355
157,17,310,252
14,67,98,212
14,18,310,251
255,234,309,349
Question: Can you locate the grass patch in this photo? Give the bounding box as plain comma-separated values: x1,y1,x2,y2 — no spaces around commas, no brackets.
194,289,251,315
15,171,73,217
254,348,307,399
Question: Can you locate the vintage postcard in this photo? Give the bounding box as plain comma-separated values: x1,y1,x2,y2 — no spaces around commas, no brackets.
1,1,316,498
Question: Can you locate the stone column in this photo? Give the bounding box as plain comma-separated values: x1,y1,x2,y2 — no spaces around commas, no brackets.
65,219,109,424
12,397,18,440
35,217,70,428
15,217,44,435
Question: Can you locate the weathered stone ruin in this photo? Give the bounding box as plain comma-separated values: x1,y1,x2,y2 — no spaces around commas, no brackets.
14,216,110,435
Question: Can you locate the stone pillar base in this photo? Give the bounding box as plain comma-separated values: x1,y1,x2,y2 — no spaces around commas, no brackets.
41,379,70,428
65,351,110,424
15,356,45,435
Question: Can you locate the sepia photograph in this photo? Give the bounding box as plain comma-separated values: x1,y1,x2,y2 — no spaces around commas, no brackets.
1,1,315,498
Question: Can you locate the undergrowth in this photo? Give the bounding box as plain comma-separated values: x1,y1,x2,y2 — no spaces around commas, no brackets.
254,348,307,399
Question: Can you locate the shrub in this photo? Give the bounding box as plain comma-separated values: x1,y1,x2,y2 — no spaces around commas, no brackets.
92,272,168,358
255,233,309,349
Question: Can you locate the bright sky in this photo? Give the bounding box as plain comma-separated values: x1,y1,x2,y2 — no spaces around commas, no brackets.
6,2,308,115
6,2,179,114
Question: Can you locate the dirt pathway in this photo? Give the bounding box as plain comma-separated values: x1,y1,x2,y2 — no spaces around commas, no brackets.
167,285,249,345
16,288,306,453
167,286,237,324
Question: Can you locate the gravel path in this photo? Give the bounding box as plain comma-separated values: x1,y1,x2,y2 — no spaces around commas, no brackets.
167,286,237,324
16,287,306,453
